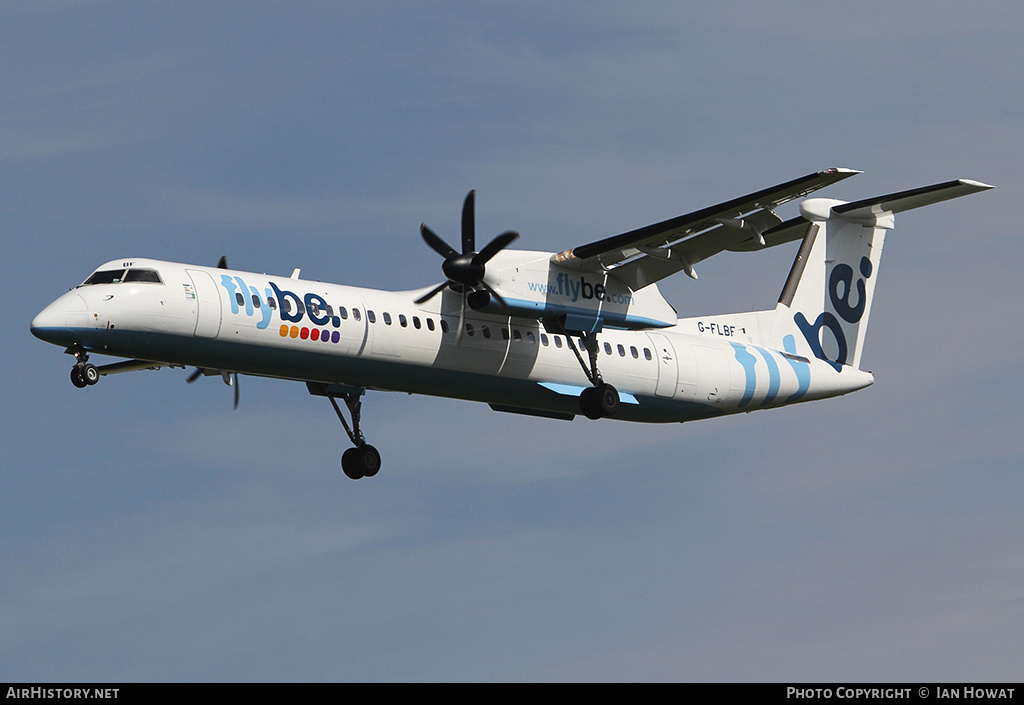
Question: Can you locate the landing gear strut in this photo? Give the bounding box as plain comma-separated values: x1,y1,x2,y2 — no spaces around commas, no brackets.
67,345,99,388
308,383,381,480
546,320,620,420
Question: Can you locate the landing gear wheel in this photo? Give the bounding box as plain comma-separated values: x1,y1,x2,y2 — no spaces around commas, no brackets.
70,366,87,388
81,363,99,386
579,382,619,419
579,386,602,420
341,445,382,480
597,382,619,417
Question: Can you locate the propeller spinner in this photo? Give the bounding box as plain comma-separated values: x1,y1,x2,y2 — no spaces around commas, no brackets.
414,190,518,312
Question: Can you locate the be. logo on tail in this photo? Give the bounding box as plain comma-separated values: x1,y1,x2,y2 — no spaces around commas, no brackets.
794,255,873,371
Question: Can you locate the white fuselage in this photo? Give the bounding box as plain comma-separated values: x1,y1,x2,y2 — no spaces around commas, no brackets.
31,258,873,423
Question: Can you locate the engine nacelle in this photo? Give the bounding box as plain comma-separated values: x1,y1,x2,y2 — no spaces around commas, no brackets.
477,250,678,331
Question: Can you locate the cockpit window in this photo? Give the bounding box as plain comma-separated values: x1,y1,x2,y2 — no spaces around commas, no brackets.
81,269,126,285
124,268,162,284
81,268,163,286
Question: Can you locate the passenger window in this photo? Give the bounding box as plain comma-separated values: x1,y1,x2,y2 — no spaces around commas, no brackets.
631,346,639,359
501,327,509,341
252,294,261,308
513,329,522,342
282,299,292,314
526,331,536,344
339,306,348,319
426,318,435,331
644,348,652,361
368,310,376,324
554,336,562,348
465,323,474,337
268,297,277,310
617,344,625,357
604,342,612,355
440,319,449,333
540,334,549,346
235,292,245,307
353,308,362,321
481,325,491,339
402,315,410,328
383,312,391,325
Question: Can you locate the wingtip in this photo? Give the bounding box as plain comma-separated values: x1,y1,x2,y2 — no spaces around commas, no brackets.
959,178,996,190
827,167,864,176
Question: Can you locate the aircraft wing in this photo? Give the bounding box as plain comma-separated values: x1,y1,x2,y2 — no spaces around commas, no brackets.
553,168,860,289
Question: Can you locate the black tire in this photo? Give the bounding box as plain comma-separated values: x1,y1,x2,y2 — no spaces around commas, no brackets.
597,383,619,417
82,363,99,386
358,445,381,478
70,367,87,388
341,445,382,479
341,447,363,480
579,386,602,420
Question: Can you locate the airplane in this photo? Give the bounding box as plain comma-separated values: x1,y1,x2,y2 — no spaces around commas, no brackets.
30,169,993,479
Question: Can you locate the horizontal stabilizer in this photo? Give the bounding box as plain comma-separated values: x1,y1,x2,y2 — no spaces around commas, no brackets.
833,179,995,224
741,179,995,249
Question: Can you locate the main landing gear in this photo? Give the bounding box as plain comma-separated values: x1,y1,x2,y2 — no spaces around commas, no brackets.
67,345,99,388
308,383,381,480
547,321,620,420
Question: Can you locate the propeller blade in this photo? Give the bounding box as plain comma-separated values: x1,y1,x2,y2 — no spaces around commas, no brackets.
187,368,204,383
420,223,458,259
455,294,466,346
474,230,519,266
217,256,228,269
461,190,475,254
233,374,239,410
414,281,450,305
417,190,519,321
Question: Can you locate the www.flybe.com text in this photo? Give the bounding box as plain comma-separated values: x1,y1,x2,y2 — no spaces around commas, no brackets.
527,274,635,304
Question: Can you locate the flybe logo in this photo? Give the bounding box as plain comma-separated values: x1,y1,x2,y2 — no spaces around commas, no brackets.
218,275,344,344
527,273,635,305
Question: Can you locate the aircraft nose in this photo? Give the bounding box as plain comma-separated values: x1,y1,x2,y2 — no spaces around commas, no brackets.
30,294,86,344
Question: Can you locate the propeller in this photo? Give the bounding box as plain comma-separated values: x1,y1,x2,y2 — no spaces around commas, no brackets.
187,368,239,409
414,190,518,315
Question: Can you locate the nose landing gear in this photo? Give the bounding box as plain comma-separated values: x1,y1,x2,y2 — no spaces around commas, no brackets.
67,345,99,388
70,363,99,388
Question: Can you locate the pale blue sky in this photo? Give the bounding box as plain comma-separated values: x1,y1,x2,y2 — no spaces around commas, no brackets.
3,1,1022,681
